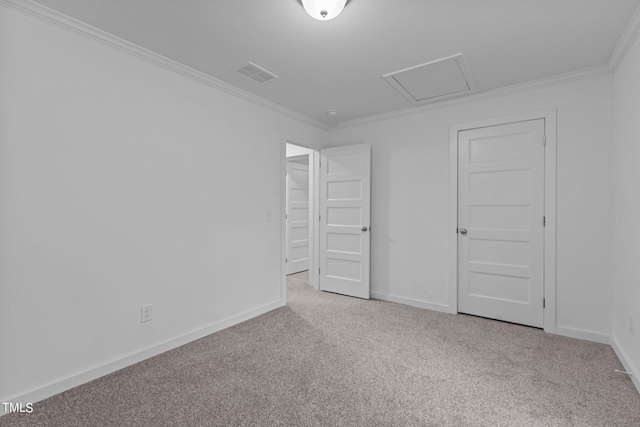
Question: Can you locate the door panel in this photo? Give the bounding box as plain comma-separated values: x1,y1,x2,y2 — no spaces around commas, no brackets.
458,119,545,328
320,143,371,299
286,161,309,275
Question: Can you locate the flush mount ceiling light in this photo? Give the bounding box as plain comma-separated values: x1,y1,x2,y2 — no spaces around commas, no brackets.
300,0,348,20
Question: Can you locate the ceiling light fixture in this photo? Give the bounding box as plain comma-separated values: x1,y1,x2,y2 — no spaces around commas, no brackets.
300,0,348,20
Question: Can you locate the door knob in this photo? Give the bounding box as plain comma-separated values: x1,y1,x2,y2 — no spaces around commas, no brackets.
459,228,467,235
361,226,368,232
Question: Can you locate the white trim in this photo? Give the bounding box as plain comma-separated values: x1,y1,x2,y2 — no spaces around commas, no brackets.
5,0,639,132
0,299,284,413
280,137,288,304
554,326,611,345
448,108,557,333
448,129,459,315
4,0,634,132
337,65,609,130
543,111,558,334
371,292,452,314
0,0,329,132
608,2,640,71
611,336,640,394
310,150,321,289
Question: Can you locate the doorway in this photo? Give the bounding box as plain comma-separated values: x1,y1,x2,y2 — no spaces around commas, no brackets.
284,142,318,294
282,141,373,302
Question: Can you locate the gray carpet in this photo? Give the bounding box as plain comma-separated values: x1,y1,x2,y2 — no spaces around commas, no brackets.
2,271,639,426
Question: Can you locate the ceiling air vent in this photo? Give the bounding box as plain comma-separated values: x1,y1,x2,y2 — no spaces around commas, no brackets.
383,53,476,105
234,62,278,84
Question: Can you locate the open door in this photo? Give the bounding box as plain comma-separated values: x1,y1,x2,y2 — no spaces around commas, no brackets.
286,160,310,274
319,143,371,299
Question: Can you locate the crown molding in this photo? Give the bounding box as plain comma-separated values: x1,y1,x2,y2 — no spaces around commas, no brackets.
335,4,640,130
334,64,612,130
608,2,640,72
4,0,637,133
334,4,640,131
0,0,330,132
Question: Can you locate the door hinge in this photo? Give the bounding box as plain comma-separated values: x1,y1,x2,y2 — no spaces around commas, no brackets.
543,216,546,227
456,228,459,234
286,258,288,263
543,298,546,308
319,268,321,275
319,214,322,221
543,135,547,146
285,214,288,220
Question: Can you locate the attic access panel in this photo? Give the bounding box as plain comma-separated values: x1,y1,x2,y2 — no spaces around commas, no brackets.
384,53,476,104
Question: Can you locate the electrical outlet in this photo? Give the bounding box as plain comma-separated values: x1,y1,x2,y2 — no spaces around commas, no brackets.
266,210,273,222
141,304,153,323
629,314,634,336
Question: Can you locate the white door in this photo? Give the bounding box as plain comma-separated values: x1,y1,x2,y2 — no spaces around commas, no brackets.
319,143,371,299
458,119,545,328
286,161,310,275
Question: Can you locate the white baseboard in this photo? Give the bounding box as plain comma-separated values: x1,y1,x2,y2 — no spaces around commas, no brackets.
1,299,284,415
555,325,611,344
371,291,452,314
611,336,640,394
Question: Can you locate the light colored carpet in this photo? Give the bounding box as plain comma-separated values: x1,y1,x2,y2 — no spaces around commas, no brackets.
2,271,639,426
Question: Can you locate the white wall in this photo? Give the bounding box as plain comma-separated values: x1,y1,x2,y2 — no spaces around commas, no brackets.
329,75,614,342
0,5,327,405
612,31,640,386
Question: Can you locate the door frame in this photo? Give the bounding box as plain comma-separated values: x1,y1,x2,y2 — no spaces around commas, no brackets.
281,138,321,304
448,108,557,333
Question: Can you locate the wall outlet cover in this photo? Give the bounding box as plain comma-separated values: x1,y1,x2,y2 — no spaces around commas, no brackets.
141,304,153,323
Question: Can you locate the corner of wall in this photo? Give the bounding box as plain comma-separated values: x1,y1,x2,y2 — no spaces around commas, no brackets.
608,2,640,71
612,336,640,393
610,0,640,395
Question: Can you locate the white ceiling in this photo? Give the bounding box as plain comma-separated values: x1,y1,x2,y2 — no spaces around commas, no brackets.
32,0,640,125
